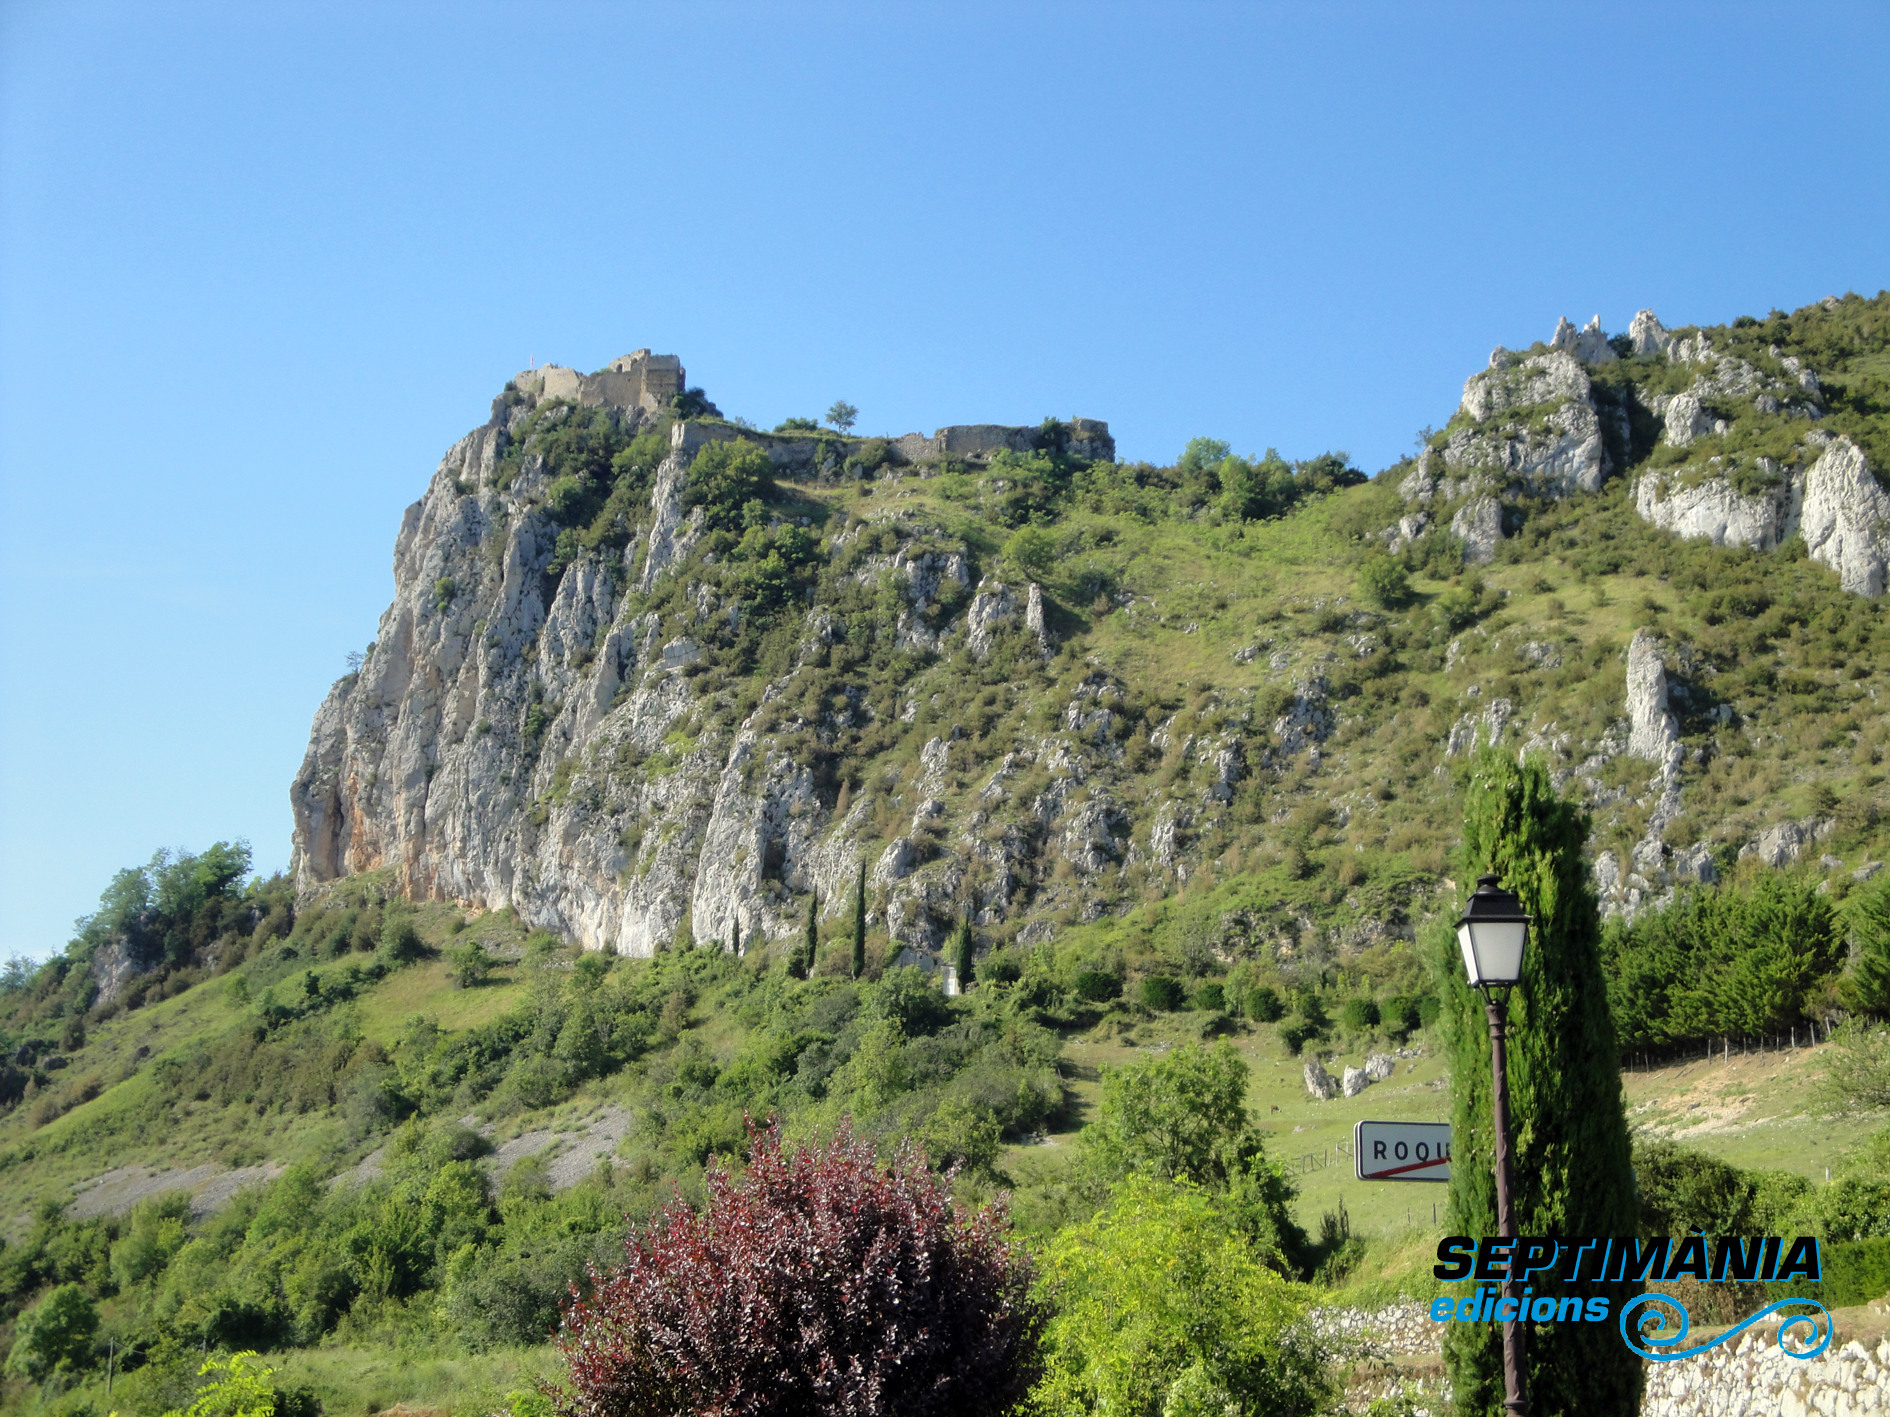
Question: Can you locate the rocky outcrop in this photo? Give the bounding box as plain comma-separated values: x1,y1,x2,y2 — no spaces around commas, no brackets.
1625,630,1681,771
1662,391,1720,448
1550,314,1618,365
1799,436,1890,596
291,357,1157,961
1634,459,1801,551
1304,1060,1338,1100
1633,435,1888,597
1739,818,1833,870
1450,496,1504,563
1629,309,1671,357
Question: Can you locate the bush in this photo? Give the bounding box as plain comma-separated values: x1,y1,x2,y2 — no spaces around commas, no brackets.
380,911,426,964
686,439,776,530
1034,1177,1330,1417
1823,1022,1890,1110
1357,555,1411,608
553,1120,1044,1417
1277,1020,1316,1055
1002,525,1056,580
4,1282,98,1379
1339,997,1380,1030
982,952,1023,985
1382,994,1421,1037
447,940,489,989
1141,976,1186,1011
1246,986,1285,1023
1193,982,1226,1012
1074,969,1121,1002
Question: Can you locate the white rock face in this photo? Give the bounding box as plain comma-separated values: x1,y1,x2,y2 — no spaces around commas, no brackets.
1451,496,1504,564
291,367,1180,962
965,581,1017,660
1460,349,1592,422
1740,818,1833,869
1304,1061,1338,1101
1551,314,1618,365
1341,1065,1369,1098
1634,461,1801,551
1626,630,1682,771
1799,436,1890,596
1633,434,1888,598
1629,309,1671,357
1662,391,1716,448
1364,1053,1395,1083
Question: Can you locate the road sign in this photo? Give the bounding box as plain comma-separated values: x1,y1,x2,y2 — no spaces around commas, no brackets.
1354,1121,1451,1183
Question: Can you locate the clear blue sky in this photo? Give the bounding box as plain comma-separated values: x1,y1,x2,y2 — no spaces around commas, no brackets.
3,1,1886,962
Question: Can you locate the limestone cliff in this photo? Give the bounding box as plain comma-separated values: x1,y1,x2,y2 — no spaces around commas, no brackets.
290,359,1132,961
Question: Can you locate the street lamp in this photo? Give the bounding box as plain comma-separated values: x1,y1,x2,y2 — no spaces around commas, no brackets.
1455,873,1532,1417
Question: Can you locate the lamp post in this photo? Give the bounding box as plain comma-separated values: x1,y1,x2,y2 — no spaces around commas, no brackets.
1456,873,1533,1417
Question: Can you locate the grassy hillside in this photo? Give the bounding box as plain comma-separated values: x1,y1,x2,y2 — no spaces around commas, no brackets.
5,290,1890,1414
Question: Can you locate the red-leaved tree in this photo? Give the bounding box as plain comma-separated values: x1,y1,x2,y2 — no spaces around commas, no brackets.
552,1118,1044,1417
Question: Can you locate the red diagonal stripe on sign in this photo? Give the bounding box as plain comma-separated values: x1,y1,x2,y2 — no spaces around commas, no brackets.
1362,1155,1449,1179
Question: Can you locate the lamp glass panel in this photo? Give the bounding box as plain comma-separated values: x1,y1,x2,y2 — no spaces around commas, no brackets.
1464,919,1527,985
1455,924,1481,987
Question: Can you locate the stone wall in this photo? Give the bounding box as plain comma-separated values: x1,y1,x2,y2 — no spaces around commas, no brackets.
1325,1304,1889,1417
670,415,1116,476
511,349,686,418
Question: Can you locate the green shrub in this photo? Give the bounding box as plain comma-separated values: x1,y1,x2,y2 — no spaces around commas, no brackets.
686,439,776,530
1193,982,1225,1012
1141,976,1186,1011
4,1283,98,1379
982,952,1023,985
447,940,489,989
1339,997,1380,1030
1357,555,1411,608
1246,986,1285,1022
1278,1020,1316,1055
1075,969,1121,1002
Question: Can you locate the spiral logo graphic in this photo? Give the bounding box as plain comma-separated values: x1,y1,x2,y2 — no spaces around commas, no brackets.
1619,1293,1833,1362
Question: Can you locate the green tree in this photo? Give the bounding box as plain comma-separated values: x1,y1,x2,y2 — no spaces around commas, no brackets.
161,1350,278,1417
1002,525,1056,580
447,939,489,989
1435,750,1642,1416
953,914,975,992
1357,554,1412,608
918,1094,1002,1174
5,1282,99,1379
1842,872,1890,1017
1822,1021,1890,1110
1081,1041,1306,1270
791,892,816,980
379,906,425,965
110,1191,191,1288
852,862,867,980
1177,437,1231,474
686,439,776,529
827,400,858,434
1033,1177,1330,1417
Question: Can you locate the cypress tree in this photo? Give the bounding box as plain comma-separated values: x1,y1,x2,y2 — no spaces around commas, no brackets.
851,862,867,980
1435,750,1641,1416
953,913,975,992
1842,872,1890,1017
791,891,816,980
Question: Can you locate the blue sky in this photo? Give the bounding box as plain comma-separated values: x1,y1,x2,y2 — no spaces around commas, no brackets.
2,1,1886,960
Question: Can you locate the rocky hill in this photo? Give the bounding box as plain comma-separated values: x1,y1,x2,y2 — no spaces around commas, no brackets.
290,293,1890,976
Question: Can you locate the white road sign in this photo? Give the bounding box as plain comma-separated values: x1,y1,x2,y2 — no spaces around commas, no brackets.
1354,1120,1451,1183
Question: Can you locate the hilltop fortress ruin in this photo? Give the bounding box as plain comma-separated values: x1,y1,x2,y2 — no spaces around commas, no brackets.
506,351,1114,470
